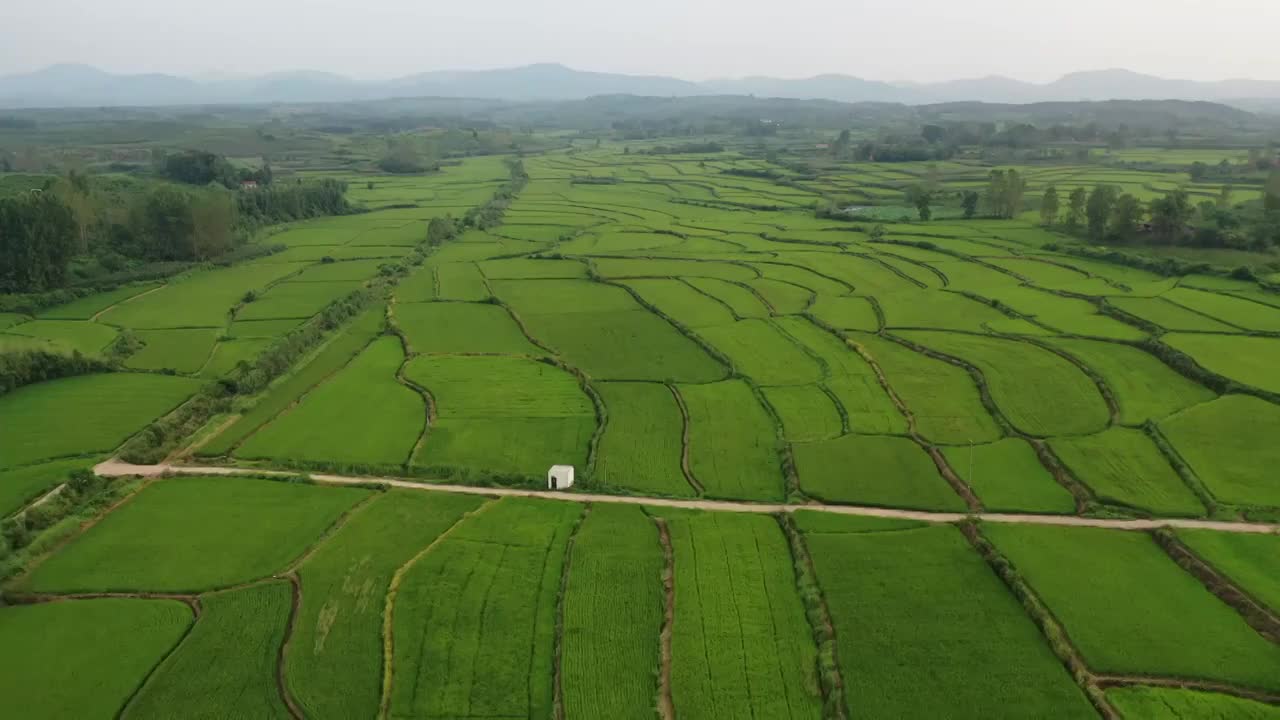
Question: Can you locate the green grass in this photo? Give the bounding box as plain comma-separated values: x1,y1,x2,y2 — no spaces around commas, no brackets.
21,476,368,592
984,524,1280,691
561,504,664,720
125,328,220,374
288,490,485,719
36,283,161,320
807,294,879,331
1176,530,1280,613
1045,337,1215,424
754,262,850,295
658,510,822,719
289,258,388,282
678,380,784,501
3,319,119,355
0,373,199,468
0,458,92,517
698,319,823,386
0,599,192,720
236,336,423,467
1164,333,1280,394
1107,686,1280,719
794,434,965,511
395,302,540,355
594,382,692,496
478,257,586,279
201,304,384,456
389,497,581,720
1051,428,1205,516
898,331,1109,437
1160,395,1280,508
125,581,293,719
942,438,1076,514
762,384,843,441
226,317,304,338
804,524,1094,718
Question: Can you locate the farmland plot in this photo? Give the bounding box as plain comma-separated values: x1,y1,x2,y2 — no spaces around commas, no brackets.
985,524,1280,691
36,283,160,320
684,277,771,318
774,318,908,434
1164,287,1280,331
1107,296,1239,332
1163,333,1280,394
807,294,879,331
125,581,293,719
1044,337,1214,424
435,262,490,301
97,262,302,328
747,277,811,313
658,511,822,720
1106,687,1280,719
0,373,199,468
793,434,965,511
616,278,736,327
236,336,423,467
876,289,1015,332
1050,428,1205,516
698,319,822,386
1160,395,1280,508
289,490,486,719
762,384,844,441
851,332,1001,443
942,438,1076,514
406,354,594,474
3,319,118,356
679,380,783,501
198,338,272,378
977,285,1146,340
594,382,691,496
201,304,384,456
0,458,91,517
389,498,581,720
1177,530,1280,613
125,328,220,374
561,505,664,720
236,280,362,320
898,331,1109,437
804,524,1093,718
21,476,367,592
395,301,540,355
0,599,192,720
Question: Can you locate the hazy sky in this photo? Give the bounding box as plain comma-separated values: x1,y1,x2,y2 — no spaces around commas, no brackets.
4,0,1279,82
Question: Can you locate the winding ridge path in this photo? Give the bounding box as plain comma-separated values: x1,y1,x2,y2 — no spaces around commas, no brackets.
93,460,1280,535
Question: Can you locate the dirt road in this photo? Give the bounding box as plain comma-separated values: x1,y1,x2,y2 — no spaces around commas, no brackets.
92,460,1280,535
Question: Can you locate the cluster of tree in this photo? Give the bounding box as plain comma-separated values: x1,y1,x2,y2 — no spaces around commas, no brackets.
1040,171,1280,250
0,190,77,292
638,142,724,155
1188,150,1279,182
237,178,349,227
983,169,1027,218
157,150,273,189
378,136,437,174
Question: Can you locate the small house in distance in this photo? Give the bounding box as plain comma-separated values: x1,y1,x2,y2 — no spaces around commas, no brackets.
547,465,574,490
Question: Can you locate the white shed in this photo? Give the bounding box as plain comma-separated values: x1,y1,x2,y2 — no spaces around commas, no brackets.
547,465,575,490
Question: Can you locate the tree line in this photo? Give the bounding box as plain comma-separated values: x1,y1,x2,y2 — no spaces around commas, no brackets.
0,161,351,293
1038,170,1280,250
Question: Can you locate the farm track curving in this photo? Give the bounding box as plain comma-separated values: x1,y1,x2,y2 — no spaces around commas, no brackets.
93,460,1280,535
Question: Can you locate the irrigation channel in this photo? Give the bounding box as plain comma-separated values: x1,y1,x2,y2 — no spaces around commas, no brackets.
94,460,1280,535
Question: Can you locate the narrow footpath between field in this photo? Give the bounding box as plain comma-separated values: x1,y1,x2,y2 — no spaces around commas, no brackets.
93,460,1280,535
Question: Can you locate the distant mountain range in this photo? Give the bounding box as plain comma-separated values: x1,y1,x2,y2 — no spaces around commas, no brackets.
3,63,1280,110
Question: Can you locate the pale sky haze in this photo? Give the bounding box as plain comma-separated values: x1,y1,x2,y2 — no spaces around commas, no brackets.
3,0,1278,82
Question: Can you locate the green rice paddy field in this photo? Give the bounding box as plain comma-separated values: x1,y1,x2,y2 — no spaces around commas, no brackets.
3,148,1279,718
